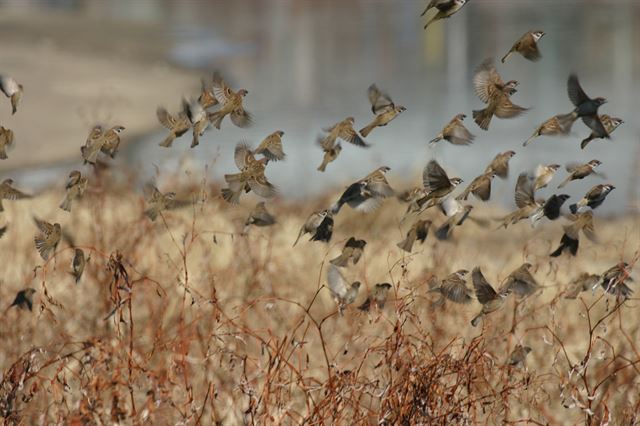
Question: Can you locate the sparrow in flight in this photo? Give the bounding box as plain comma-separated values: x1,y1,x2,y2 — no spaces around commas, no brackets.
208,73,252,129
569,184,615,213
501,30,545,63
360,84,406,137
429,114,475,146
0,75,23,114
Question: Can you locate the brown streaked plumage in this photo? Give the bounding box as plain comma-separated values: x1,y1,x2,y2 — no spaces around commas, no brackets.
499,263,540,298
99,125,125,159
71,248,86,284
59,170,88,212
564,273,599,299
533,163,561,191
498,173,541,229
508,345,532,368
222,142,277,204
501,30,545,63
330,237,367,267
429,113,475,146
580,115,623,150
557,160,602,189
599,262,633,298
255,130,286,161
485,150,515,179
331,166,394,214
208,73,251,129
434,199,474,241
317,136,342,172
569,184,615,214
523,113,574,147
143,184,192,221
0,126,14,160
34,218,61,261
415,160,463,211
0,178,31,212
470,267,506,327
457,171,495,202
360,84,406,137
157,106,191,148
183,98,209,148
81,125,105,165
321,116,369,148
327,264,361,314
397,219,431,253
428,269,472,305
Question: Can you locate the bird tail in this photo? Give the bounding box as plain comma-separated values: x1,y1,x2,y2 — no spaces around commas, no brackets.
396,237,413,253
190,129,200,148
34,236,52,260
428,135,442,145
472,108,492,131
501,51,513,64
292,229,304,247
557,176,571,189
523,131,539,147
330,201,343,215
59,196,72,212
359,122,376,138
317,160,328,172
580,135,594,150
471,314,482,327
159,133,176,148
208,112,224,130
423,16,437,29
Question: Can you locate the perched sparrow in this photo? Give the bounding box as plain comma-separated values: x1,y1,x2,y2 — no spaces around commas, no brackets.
472,58,527,130
501,30,545,63
34,218,62,261
414,160,463,210
143,184,192,221
434,199,475,240
599,262,633,298
59,170,88,212
423,0,468,29
156,106,191,148
569,184,615,214
523,114,573,147
508,345,532,369
255,131,286,162
317,137,342,172
557,160,602,188
321,117,369,148
182,98,209,148
331,166,394,214
457,171,495,201
208,73,251,129
558,74,608,139
429,113,475,146
0,126,14,160
293,210,328,247
499,263,540,298
550,211,595,257
0,178,31,212
10,288,36,311
360,84,406,137
470,267,506,327
70,248,86,284
428,269,472,305
310,212,334,243
397,219,431,253
533,164,561,191
358,283,393,312
330,237,367,267
327,264,361,314
0,75,23,114
99,125,125,159
564,273,599,299
530,193,570,226
580,115,623,150
243,202,276,233
222,143,276,204
81,125,105,165
485,150,516,179
498,173,541,228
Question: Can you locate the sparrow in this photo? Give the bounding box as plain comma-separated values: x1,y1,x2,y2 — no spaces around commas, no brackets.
0,75,23,114
420,0,448,16
317,136,342,172
530,193,570,226
472,58,527,130
414,160,463,211
498,173,541,229
222,142,277,204
569,184,615,214
423,0,469,29
429,113,475,146
327,264,361,314
523,114,573,147
70,248,86,284
470,267,506,327
557,160,602,188
182,98,209,148
331,166,394,214
59,170,88,212
501,30,545,63
434,199,474,241
428,269,472,305
208,73,251,129
0,178,31,212
485,150,516,179
293,210,329,247
143,184,192,221
320,117,369,148
580,115,623,150
533,164,561,191
550,211,596,257
243,202,276,233
558,74,608,139
255,131,286,162
330,237,367,267
81,125,105,164
499,263,540,298
456,171,495,201
156,106,191,148
99,125,125,159
599,262,633,298
0,126,14,160
508,345,532,369
34,218,62,261
396,219,431,252
564,273,599,299
310,212,334,243
358,283,393,312
9,288,36,311
360,84,406,137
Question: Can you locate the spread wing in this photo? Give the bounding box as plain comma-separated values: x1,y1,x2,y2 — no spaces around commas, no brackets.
514,173,535,208
423,160,452,192
567,74,589,107
231,108,253,128
473,58,503,104
494,94,528,118
367,84,394,115
472,267,498,304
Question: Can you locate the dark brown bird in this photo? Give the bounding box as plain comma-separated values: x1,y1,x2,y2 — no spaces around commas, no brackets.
550,211,596,257
558,74,608,139
564,273,599,299
0,223,7,239
580,115,623,149
428,269,472,306
330,237,367,267
472,58,527,130
9,288,36,311
397,219,431,253
59,170,88,212
331,167,394,214
501,30,545,63
0,178,31,212
485,150,516,179
523,114,574,147
293,210,328,247
423,0,469,29
599,262,633,298
508,345,532,369
569,184,615,214
0,126,14,160
157,106,191,148
255,131,286,162
360,84,406,137
243,202,276,233
530,194,571,226
429,113,475,146
471,267,506,327
310,212,334,243
34,218,61,261
557,160,602,189
359,283,393,312
457,171,495,201
70,248,86,284
499,263,540,298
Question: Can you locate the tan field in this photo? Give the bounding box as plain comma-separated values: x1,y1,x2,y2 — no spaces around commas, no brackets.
0,167,638,425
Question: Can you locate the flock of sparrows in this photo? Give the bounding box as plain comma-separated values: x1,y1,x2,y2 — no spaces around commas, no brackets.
0,2,635,369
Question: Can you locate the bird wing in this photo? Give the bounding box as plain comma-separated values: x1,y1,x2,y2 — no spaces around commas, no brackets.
365,180,395,198
473,58,503,104
488,156,509,179
33,217,54,234
514,173,535,208
0,76,19,97
472,267,498,304
212,73,233,104
367,84,394,115
494,95,528,118
581,115,609,138
256,136,285,161
423,160,452,192
2,184,30,200
231,108,253,128
447,123,475,145
472,175,492,201
247,175,277,199
234,142,255,170
567,74,589,107
441,276,472,304
338,126,368,147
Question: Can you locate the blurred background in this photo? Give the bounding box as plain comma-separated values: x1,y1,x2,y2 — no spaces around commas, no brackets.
0,0,638,214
